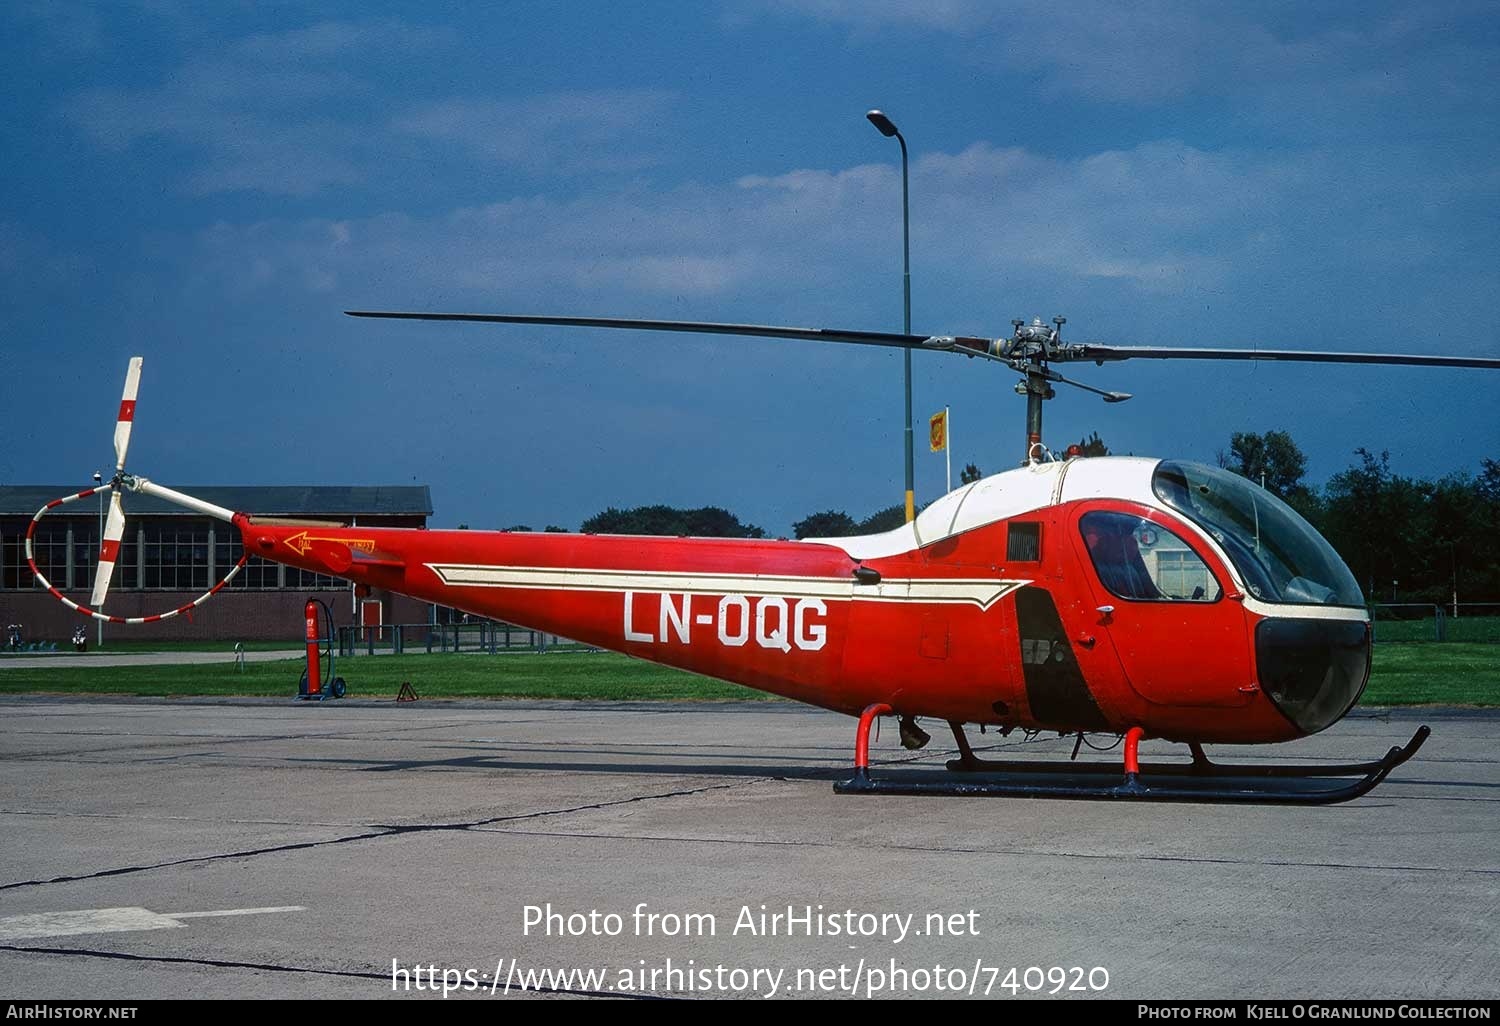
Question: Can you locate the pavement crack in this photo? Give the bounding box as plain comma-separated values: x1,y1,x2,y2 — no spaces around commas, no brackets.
482,826,1500,878
0,830,396,893
0,780,756,892
375,778,752,831
0,944,656,1000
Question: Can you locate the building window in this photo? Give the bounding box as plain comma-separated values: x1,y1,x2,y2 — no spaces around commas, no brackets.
72,528,96,594
1153,550,1217,602
2,516,364,594
120,535,139,590
244,557,282,589
289,566,344,591
2,531,29,589
5,528,70,589
140,525,210,590
215,535,283,589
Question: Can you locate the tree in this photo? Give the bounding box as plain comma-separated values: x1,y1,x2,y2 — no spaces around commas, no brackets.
959,463,983,485
793,510,859,539
1074,431,1110,457
1322,449,1431,602
858,505,908,533
683,507,764,538
1428,474,1487,604
1479,459,1500,504
544,525,568,533
502,524,532,532
1225,430,1308,500
1477,460,1500,598
580,504,764,538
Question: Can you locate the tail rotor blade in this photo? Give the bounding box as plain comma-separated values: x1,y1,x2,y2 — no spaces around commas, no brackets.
114,356,143,471
93,357,142,609
91,487,127,608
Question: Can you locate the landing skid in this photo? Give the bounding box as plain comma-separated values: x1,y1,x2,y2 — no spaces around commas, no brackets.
833,705,1430,805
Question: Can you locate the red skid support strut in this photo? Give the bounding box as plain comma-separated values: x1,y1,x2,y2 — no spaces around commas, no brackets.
850,703,893,783
1122,726,1146,792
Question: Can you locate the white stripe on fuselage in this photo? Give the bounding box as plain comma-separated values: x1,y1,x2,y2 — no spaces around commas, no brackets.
425,564,1030,611
1241,596,1370,622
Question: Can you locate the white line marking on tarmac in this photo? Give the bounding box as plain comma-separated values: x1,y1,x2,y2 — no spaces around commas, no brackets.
0,905,305,941
165,906,305,919
0,908,182,941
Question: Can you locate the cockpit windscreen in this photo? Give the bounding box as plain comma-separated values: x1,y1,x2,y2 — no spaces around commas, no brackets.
1152,461,1364,608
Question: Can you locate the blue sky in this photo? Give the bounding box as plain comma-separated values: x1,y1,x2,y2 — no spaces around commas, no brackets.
3,1,1497,534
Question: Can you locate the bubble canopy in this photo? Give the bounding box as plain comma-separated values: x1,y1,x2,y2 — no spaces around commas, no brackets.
1151,461,1364,608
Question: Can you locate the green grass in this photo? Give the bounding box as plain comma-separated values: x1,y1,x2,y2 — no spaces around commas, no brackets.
1359,643,1500,705
0,644,1494,705
0,651,761,701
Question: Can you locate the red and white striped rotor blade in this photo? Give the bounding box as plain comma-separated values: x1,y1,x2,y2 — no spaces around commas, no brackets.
93,357,142,608
91,487,127,608
114,356,143,471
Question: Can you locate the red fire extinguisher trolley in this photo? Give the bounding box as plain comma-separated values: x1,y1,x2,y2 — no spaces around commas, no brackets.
298,598,346,701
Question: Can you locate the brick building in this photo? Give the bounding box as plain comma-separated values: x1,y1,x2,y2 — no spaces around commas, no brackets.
1,485,432,644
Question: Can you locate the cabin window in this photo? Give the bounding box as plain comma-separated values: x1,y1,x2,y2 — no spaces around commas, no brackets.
1153,460,1364,607
1079,511,1220,602
1007,522,1041,562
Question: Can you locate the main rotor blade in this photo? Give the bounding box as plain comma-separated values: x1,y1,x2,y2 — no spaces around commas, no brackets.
114,356,143,471
346,311,1500,369
345,310,938,350
1067,345,1500,370
91,488,126,608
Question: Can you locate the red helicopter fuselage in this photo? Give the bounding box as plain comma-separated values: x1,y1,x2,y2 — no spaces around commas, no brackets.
239,456,1371,746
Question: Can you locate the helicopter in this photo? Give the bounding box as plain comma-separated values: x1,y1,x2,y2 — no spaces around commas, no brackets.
26,313,1500,804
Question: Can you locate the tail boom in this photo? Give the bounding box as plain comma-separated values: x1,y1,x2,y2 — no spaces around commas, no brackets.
237,519,1026,719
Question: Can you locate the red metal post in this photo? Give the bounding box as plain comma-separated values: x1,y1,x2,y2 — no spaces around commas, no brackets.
1123,726,1145,774
304,600,322,696
854,702,894,777
1122,726,1146,790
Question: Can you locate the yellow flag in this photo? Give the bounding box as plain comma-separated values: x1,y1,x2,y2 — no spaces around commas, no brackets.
929,409,948,452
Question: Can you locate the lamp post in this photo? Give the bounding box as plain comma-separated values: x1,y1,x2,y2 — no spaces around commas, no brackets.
866,109,915,523
92,471,103,649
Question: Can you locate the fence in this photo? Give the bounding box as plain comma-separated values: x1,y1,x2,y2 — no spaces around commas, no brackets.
337,621,596,656
1369,602,1500,643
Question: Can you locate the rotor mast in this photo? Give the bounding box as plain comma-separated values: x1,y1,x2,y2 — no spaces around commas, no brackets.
1015,318,1059,463
993,315,1135,464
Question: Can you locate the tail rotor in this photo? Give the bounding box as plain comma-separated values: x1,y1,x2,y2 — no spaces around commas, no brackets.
28,356,247,626
91,356,142,610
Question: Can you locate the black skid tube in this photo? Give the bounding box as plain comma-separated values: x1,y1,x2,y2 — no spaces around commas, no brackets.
834,726,1430,805
943,726,1430,779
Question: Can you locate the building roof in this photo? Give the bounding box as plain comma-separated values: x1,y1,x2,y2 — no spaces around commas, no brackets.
0,485,432,518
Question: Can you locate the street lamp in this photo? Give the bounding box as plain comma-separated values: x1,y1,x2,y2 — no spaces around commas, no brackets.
866,109,915,523
93,471,102,649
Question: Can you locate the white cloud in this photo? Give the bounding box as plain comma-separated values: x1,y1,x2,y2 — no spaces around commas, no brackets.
176,139,1319,313
63,18,442,196
8,1,104,56
0,223,94,331
64,20,681,196
756,1,1500,110
391,90,677,174
759,0,990,33
170,130,1500,366
234,19,455,62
